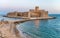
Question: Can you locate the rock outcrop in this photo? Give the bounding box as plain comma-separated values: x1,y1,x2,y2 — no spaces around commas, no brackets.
0,21,22,38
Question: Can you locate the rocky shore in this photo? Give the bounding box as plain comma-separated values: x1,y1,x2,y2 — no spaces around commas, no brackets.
0,21,23,38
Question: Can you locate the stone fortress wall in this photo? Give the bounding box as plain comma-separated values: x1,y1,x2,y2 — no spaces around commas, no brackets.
7,6,48,18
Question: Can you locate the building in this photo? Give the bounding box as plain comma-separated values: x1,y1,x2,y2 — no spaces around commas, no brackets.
28,6,48,17
7,6,48,18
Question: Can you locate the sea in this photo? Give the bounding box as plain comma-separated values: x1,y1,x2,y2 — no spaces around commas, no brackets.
0,14,60,38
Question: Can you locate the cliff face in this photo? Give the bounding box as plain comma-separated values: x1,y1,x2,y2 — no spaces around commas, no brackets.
0,21,22,38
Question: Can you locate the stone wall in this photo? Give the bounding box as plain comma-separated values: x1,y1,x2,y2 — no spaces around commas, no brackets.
40,10,48,17
7,6,48,18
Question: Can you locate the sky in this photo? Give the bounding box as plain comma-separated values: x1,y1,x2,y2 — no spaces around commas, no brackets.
0,0,60,15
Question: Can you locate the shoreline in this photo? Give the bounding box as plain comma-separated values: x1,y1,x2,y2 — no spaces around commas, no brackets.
2,15,56,20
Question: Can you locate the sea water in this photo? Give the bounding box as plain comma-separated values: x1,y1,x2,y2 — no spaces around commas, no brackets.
18,14,60,38
0,14,60,38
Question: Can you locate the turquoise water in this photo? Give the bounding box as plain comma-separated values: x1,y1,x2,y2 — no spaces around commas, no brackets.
18,14,60,38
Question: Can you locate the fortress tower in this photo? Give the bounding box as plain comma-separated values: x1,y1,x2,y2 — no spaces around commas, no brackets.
35,6,39,12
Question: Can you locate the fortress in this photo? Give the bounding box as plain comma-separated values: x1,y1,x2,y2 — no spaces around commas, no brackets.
0,6,55,38
7,6,48,18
